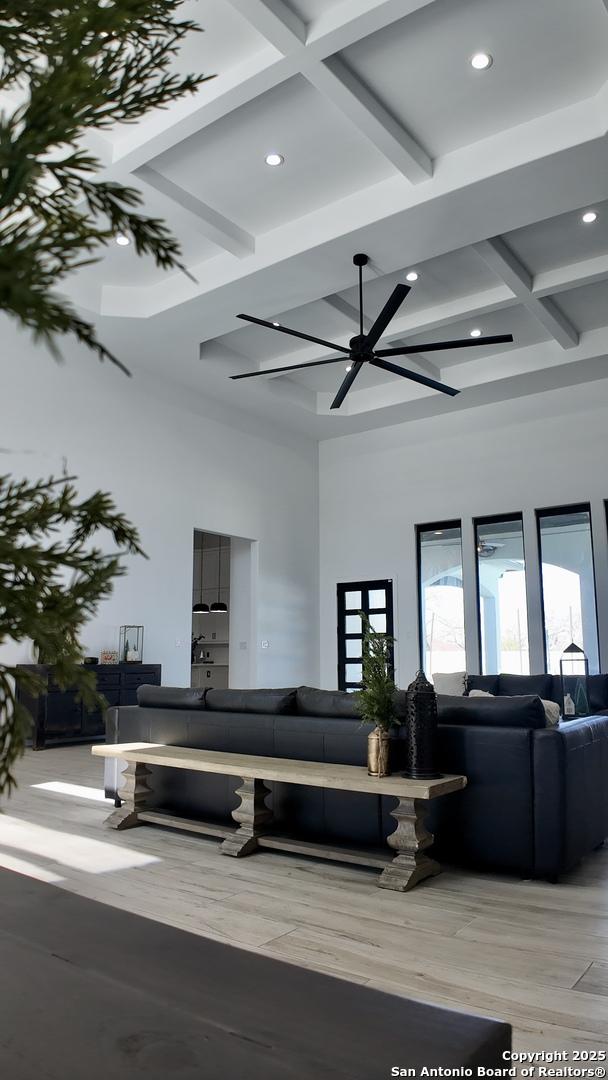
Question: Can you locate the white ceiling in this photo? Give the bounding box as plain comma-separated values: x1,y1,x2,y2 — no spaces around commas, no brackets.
57,0,608,440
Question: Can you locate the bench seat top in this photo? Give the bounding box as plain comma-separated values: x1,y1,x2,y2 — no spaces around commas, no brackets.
92,742,466,800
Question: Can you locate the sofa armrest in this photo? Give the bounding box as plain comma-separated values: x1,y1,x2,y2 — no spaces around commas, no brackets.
533,715,608,875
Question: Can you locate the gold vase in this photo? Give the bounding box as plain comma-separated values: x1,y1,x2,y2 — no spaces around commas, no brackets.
367,727,391,777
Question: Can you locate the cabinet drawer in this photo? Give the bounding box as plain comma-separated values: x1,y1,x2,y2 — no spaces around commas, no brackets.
82,689,119,736
96,671,121,689
124,671,156,687
45,694,82,735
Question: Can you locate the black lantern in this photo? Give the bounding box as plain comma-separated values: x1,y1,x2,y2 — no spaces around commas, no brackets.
560,642,589,718
403,670,441,779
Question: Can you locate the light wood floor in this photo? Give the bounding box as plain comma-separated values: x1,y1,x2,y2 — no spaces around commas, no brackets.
2,745,607,1057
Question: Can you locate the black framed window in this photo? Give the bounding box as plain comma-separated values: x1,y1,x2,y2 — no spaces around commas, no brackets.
337,580,394,691
417,522,465,675
537,504,599,674
475,514,529,675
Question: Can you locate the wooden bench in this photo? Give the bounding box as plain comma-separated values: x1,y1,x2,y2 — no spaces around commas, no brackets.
92,742,467,892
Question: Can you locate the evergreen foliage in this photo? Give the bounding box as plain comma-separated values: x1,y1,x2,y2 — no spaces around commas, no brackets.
0,474,144,794
357,612,398,732
0,1,210,370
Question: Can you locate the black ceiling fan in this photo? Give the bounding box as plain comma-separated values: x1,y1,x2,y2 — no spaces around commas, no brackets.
231,254,514,410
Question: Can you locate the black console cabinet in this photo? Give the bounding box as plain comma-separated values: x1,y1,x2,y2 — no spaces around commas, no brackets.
16,664,161,749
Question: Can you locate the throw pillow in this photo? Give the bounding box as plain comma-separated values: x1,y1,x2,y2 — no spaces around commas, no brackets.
542,699,561,727
432,671,467,696
469,688,560,727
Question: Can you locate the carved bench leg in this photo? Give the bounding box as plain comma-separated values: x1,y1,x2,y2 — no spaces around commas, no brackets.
378,796,440,892
221,777,273,857
105,761,152,830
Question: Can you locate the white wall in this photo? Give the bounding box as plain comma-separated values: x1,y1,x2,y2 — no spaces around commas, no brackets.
0,320,319,687
319,380,608,688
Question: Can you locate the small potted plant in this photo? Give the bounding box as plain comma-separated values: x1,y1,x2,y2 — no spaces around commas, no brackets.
358,613,399,777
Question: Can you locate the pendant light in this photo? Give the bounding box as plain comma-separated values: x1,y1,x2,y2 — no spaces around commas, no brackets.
210,536,228,613
192,535,209,613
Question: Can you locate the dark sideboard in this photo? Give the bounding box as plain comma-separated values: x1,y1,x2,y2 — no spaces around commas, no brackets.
16,663,161,749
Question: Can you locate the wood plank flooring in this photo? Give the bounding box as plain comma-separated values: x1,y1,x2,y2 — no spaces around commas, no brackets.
2,745,607,1058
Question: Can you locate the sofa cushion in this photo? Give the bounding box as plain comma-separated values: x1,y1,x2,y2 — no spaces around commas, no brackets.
204,688,297,715
498,674,553,699
136,685,206,710
296,686,362,718
437,694,546,729
466,674,499,695
469,689,559,727
432,672,467,696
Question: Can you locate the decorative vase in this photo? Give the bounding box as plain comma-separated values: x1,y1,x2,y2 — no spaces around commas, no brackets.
403,670,441,780
368,727,391,777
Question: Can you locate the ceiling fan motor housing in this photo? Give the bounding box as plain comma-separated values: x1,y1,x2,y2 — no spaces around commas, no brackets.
349,334,369,355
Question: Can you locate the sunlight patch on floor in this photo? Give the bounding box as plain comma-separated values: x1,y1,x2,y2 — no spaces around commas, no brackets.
32,781,111,802
0,849,64,883
0,815,160,874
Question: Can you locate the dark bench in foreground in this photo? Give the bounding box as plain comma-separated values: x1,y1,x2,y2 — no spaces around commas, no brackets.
0,868,510,1080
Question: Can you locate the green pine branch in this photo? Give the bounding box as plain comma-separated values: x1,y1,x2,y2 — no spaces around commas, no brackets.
357,612,399,732
0,1,212,371
0,473,146,794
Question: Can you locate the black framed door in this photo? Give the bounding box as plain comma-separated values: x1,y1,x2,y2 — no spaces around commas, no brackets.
337,579,394,691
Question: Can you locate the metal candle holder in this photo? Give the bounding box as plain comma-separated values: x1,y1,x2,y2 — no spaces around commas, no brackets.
403,669,441,780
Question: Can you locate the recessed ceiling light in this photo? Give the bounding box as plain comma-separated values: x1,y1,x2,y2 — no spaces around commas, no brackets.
470,52,493,70
406,271,419,282
345,363,353,372
115,233,130,246
470,328,482,338
434,530,444,536
272,321,280,327
582,211,598,224
265,153,284,167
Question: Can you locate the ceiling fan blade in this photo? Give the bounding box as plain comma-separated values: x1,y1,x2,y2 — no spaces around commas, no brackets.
237,314,351,355
330,360,364,410
230,355,348,380
371,357,459,397
376,333,513,357
363,284,410,351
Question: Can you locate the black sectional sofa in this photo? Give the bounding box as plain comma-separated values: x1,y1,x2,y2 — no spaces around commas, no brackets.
104,678,608,880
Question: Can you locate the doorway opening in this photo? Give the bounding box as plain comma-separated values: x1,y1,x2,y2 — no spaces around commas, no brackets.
191,532,231,690
191,531,257,689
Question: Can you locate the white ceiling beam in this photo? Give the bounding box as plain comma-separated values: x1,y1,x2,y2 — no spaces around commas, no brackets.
224,0,306,52
323,294,372,333
114,1,434,177
226,0,433,182
307,0,438,57
533,253,608,297
305,57,432,182
135,166,254,258
474,237,579,349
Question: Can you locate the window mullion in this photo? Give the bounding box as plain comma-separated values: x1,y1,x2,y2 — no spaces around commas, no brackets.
522,508,545,674
461,517,480,675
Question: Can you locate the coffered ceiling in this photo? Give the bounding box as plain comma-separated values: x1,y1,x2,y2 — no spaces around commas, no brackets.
59,0,608,438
